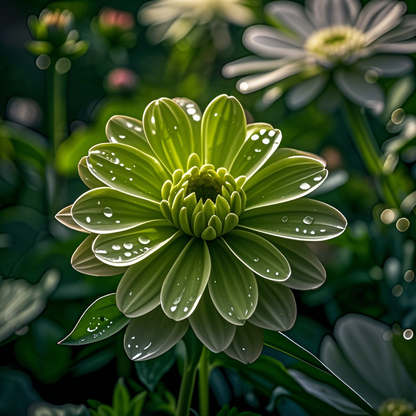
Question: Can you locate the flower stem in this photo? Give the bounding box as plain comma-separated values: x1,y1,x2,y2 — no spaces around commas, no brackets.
176,349,199,416
343,100,401,209
198,346,210,416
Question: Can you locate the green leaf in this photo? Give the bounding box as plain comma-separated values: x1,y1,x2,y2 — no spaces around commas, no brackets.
87,143,168,203
97,404,115,416
230,123,281,181
143,98,195,172
78,156,106,189
128,391,147,416
392,333,416,384
202,95,246,169
113,379,130,416
116,233,190,317
71,188,163,233
207,239,258,325
239,199,347,241
59,294,130,346
56,204,88,233
161,238,211,321
25,40,53,55
222,229,290,281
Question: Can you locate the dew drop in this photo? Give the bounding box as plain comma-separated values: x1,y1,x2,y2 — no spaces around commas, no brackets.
303,216,313,225
123,243,133,249
259,129,266,135
112,244,121,251
266,269,270,273
254,148,262,153
262,138,270,145
103,207,113,218
268,130,276,137
313,175,322,182
300,182,311,190
110,157,120,164
295,228,299,232
139,236,150,245
281,216,288,223
124,252,132,257
251,134,259,141
247,156,252,161
275,272,279,276
119,135,125,139
254,258,259,262
86,216,91,223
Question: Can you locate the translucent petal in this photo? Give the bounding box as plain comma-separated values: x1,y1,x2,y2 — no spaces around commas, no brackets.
201,95,246,169
78,156,105,189
93,220,178,266
106,116,155,157
117,233,189,318
161,238,211,321
143,98,195,172
239,198,347,241
244,155,327,209
223,56,291,78
71,188,163,233
356,0,393,32
124,307,188,361
189,290,236,353
230,123,282,181
208,239,258,325
224,322,264,364
71,234,127,277
87,143,168,203
307,0,361,27
248,277,296,331
222,229,290,281
56,205,88,233
354,55,414,77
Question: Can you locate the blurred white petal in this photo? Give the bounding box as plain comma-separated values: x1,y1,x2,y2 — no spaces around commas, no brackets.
221,3,255,27
223,56,294,78
139,4,182,26
306,0,361,27
370,40,416,53
355,55,414,77
376,15,416,43
356,0,395,32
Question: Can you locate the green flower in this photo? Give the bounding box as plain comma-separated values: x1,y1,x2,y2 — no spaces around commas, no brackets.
57,95,347,363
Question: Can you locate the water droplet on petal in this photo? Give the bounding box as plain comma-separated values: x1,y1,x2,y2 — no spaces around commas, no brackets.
254,258,259,262
110,157,120,164
254,148,262,153
262,138,270,145
300,182,311,190
86,217,91,223
112,244,121,251
303,216,313,225
139,235,150,245
103,207,113,218
123,243,133,249
313,175,322,181
281,216,288,223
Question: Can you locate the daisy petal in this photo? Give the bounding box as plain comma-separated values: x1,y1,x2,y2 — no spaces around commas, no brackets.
189,290,236,353
224,322,264,364
93,220,178,266
249,277,296,331
370,40,416,54
117,233,189,318
87,143,168,203
202,95,246,169
223,56,293,78
222,229,290,281
230,123,282,181
239,198,347,241
355,55,414,77
334,69,385,114
161,238,211,321
244,155,327,210
71,234,127,276
308,0,361,26
376,15,416,43
71,188,163,233
106,116,155,157
143,98,195,173
208,238,258,325
356,0,396,32
56,205,88,233
79,156,105,189
124,307,188,361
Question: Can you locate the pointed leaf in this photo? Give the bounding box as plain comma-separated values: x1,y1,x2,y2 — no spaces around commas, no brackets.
59,294,130,346
56,205,88,233
79,156,105,189
113,379,130,415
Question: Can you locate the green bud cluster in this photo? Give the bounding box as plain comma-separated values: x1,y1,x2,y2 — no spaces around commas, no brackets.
160,154,247,240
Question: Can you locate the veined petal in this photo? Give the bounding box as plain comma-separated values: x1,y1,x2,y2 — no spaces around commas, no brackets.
248,277,296,331
56,205,88,233
161,238,211,321
143,98,195,173
78,156,105,189
222,229,290,282
239,198,347,241
244,155,327,210
224,322,264,364
230,123,282,181
354,55,414,77
208,239,258,325
117,233,190,317
106,116,155,157
71,234,127,276
71,188,163,234
201,95,246,169
87,143,168,203
124,307,188,361
189,290,236,353
93,220,178,266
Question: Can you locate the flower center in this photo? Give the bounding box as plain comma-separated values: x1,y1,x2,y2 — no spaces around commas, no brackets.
378,398,416,416
304,25,366,63
160,154,246,240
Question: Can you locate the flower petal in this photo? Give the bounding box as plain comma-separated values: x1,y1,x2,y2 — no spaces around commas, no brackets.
222,229,290,282
208,239,258,325
143,98,195,173
354,55,414,77
307,0,361,27
230,123,282,181
124,307,188,361
71,234,127,276
93,220,178,266
223,56,290,78
356,0,397,32
78,156,105,189
376,15,416,44
370,40,416,54
224,322,264,364
161,238,211,321
71,188,163,233
116,233,189,317
106,116,155,157
87,143,168,203
189,290,236,353
239,198,347,241
56,205,88,233
201,95,246,169
244,154,327,210
248,277,296,331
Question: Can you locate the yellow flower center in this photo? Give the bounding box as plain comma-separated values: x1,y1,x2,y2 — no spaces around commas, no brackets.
378,398,416,416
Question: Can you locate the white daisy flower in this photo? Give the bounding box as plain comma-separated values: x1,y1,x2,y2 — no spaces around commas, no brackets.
223,0,416,113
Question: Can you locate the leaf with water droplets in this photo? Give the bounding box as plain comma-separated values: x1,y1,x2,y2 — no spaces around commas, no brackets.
222,229,290,281
59,294,130,346
230,123,281,181
124,307,188,361
244,155,327,209
161,238,211,321
208,239,258,325
56,204,88,233
78,156,106,189
240,199,347,241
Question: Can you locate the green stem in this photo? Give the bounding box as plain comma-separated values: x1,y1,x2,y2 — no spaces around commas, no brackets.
198,346,210,416
343,100,401,209
176,350,199,416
